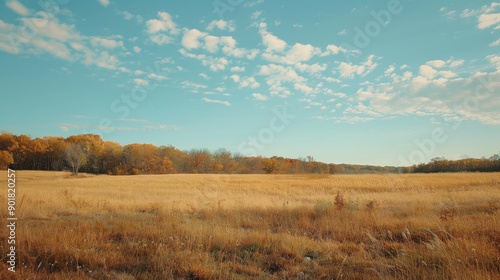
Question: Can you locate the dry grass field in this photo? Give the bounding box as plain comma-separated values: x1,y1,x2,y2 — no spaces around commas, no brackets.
1,171,499,279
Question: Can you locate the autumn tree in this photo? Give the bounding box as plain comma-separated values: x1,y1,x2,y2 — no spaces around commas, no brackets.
187,149,212,173
101,141,122,174
262,158,280,174
10,134,32,169
329,164,342,174
66,134,104,174
159,145,185,172
160,157,175,174
212,148,232,173
0,151,14,170
44,136,67,170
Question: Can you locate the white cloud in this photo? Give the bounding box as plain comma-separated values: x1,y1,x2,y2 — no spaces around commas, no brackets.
488,54,500,71
202,97,230,106
122,11,134,20
259,64,306,97
150,34,172,45
0,41,18,54
244,0,264,7
490,39,500,47
119,11,143,23
145,11,178,44
294,83,313,94
262,43,320,64
31,38,72,60
259,64,305,83
218,36,257,58
325,44,347,55
0,11,127,71
134,69,146,75
207,57,228,72
6,0,30,16
478,13,500,29
148,73,168,80
252,93,269,101
118,67,130,73
181,31,258,59
206,20,236,32
402,71,413,80
230,74,240,83
461,9,480,18
182,29,207,49
426,60,447,68
262,33,287,52
231,75,260,89
199,73,210,80
83,51,120,69
98,0,110,7
384,65,395,76
146,12,178,34
448,59,465,68
204,35,219,52
230,66,245,72
419,65,438,79
286,43,315,62
90,36,123,49
134,78,149,86
439,70,457,79
443,10,457,19
133,46,141,53
20,17,81,42
331,54,500,125
295,63,327,74
461,3,500,30
182,81,207,93
339,54,378,78
251,10,262,19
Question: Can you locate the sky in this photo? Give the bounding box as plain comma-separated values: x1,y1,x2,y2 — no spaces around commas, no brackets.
0,0,499,166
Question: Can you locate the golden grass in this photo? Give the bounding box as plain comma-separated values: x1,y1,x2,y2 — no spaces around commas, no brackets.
1,171,499,279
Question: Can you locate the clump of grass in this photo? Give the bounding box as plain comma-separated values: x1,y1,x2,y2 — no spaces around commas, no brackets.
334,191,345,212
60,189,91,210
365,200,377,213
438,203,457,223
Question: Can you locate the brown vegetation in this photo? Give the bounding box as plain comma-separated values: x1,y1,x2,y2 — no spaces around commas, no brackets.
1,171,499,279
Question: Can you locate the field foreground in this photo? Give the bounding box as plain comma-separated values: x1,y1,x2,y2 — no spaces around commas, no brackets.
1,171,500,279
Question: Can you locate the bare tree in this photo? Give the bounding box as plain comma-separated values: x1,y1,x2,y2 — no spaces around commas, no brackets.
65,143,87,175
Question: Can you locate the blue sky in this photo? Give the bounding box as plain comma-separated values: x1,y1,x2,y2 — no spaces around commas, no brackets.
0,0,499,166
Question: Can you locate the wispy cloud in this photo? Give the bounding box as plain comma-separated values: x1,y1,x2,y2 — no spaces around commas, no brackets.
6,0,30,16
252,93,269,101
98,0,110,8
59,117,180,132
202,97,231,106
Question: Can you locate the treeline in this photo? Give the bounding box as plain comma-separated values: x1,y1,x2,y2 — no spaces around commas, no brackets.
0,132,357,175
406,156,500,173
1,132,497,175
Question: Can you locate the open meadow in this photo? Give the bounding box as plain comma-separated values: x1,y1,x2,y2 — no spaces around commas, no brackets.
1,171,500,279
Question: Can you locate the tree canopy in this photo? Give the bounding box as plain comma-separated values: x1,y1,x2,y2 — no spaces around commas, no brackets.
0,132,498,175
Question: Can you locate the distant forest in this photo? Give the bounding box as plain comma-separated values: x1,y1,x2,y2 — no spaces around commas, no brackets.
0,132,499,175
